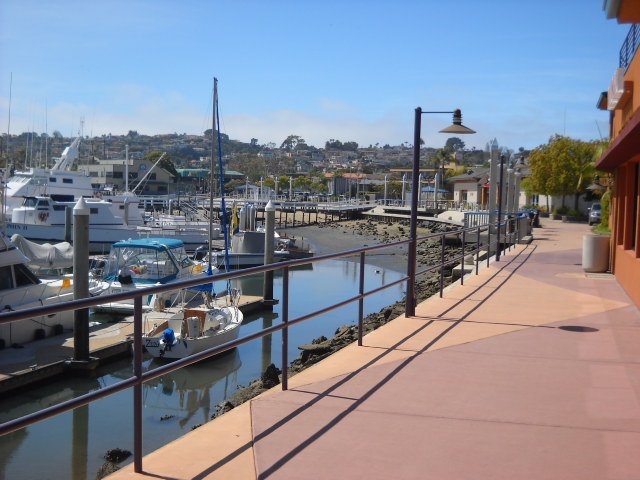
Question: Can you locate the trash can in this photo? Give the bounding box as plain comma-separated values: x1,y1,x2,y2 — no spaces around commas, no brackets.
582,234,610,273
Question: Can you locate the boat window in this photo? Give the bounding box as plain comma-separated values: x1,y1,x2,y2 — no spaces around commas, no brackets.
0,266,13,291
36,200,50,207
14,264,40,287
49,177,57,182
90,208,98,214
23,198,38,207
63,178,73,184
53,205,67,211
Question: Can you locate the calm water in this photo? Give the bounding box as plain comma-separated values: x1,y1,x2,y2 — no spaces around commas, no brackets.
0,258,405,480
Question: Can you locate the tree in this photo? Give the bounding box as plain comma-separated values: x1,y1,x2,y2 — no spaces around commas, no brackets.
527,135,597,211
146,151,178,178
281,135,305,151
444,137,465,152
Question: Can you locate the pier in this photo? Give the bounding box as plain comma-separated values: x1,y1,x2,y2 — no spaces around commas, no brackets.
0,294,265,394
106,220,640,480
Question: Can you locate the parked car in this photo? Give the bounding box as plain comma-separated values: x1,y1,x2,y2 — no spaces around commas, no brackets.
588,202,602,226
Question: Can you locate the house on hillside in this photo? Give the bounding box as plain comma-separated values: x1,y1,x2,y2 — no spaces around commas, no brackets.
595,1,640,308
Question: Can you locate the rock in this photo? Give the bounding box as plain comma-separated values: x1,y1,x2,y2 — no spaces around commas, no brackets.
104,448,131,463
96,462,119,479
261,363,281,388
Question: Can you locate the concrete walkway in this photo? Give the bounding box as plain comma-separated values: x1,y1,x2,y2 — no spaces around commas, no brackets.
110,220,640,480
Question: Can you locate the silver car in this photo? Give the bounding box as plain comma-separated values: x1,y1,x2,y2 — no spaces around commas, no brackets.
588,202,601,226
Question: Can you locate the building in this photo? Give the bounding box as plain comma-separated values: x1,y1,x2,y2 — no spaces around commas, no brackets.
596,1,640,307
85,157,175,195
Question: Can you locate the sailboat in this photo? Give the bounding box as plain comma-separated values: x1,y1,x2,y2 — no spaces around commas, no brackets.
142,78,242,360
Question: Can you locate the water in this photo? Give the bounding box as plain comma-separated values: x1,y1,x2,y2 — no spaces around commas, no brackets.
0,258,405,479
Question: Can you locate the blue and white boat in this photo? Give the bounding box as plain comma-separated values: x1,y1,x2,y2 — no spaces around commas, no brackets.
95,237,215,314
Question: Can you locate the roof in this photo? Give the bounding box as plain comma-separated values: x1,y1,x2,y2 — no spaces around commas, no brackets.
111,238,184,251
448,167,490,182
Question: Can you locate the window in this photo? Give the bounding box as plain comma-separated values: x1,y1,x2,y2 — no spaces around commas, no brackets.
62,178,73,184
113,172,123,179
90,208,98,214
49,177,57,183
0,266,13,291
14,264,40,287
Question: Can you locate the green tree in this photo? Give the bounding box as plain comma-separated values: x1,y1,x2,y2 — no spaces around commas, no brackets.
280,135,305,151
527,135,597,211
293,176,312,190
444,137,465,152
146,151,178,178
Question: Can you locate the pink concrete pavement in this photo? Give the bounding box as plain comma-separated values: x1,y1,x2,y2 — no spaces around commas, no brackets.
109,220,640,480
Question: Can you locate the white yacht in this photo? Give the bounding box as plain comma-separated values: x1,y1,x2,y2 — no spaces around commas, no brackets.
2,136,95,218
5,195,214,253
0,235,103,347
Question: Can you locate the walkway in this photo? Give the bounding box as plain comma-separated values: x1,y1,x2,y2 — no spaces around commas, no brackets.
110,220,640,480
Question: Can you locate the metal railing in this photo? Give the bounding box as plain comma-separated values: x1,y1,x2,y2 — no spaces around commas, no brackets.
620,23,640,71
0,216,523,472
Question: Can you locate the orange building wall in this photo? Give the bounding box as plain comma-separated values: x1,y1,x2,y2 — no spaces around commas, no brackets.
607,22,640,309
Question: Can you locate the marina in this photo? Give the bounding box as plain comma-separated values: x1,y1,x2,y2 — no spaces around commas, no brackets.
0,255,407,479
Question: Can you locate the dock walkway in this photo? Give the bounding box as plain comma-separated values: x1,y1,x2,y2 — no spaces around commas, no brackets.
0,295,264,393
109,220,640,480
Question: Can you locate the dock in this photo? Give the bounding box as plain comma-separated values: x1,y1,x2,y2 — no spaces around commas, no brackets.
0,294,265,395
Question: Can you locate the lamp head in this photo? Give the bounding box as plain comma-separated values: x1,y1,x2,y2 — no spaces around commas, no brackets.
439,109,476,134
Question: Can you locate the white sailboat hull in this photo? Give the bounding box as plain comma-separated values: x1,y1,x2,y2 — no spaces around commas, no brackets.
143,306,242,360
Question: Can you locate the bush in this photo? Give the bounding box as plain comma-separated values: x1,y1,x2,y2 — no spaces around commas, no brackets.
600,190,611,229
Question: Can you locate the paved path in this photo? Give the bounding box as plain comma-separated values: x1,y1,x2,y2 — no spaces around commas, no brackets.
110,220,640,480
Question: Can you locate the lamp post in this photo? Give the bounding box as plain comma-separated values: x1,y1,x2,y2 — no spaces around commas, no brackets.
401,174,406,206
495,155,506,261
384,175,388,206
405,107,475,317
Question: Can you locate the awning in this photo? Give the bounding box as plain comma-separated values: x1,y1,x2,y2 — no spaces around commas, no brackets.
596,108,640,170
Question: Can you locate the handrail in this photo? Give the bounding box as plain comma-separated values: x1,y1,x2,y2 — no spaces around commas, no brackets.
0,216,524,473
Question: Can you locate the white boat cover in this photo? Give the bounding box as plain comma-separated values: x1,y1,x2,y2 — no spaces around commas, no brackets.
10,234,74,268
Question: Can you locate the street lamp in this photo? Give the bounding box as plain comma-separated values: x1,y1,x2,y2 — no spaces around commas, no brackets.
406,108,475,317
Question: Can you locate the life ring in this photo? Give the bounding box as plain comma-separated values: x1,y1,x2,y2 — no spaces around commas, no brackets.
38,212,49,222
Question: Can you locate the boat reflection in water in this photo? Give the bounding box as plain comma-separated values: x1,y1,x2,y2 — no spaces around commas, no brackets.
143,349,242,429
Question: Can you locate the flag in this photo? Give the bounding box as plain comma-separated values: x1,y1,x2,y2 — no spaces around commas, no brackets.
231,203,240,234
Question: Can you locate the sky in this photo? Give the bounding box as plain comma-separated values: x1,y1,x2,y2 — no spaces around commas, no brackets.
0,0,631,152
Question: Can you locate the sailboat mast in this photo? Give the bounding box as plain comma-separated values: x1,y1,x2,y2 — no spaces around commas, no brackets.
208,78,217,273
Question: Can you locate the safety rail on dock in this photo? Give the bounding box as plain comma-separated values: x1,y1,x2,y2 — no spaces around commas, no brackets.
0,216,529,473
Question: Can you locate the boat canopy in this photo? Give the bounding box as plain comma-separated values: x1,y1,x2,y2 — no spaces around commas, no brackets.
111,238,185,251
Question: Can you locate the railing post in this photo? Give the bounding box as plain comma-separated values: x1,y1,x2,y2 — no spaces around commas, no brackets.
281,266,289,391
358,252,365,346
439,233,445,298
476,225,480,275
133,294,143,473
487,225,491,268
461,229,465,286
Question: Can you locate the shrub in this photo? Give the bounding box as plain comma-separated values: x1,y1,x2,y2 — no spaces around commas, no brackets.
600,190,611,229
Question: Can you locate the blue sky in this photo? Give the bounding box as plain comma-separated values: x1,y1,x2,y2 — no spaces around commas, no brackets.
0,0,630,152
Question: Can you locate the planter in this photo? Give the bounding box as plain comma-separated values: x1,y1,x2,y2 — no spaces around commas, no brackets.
582,234,610,273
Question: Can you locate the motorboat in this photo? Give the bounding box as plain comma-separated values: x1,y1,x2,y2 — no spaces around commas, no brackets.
5,195,214,253
0,235,103,346
1,136,95,219
142,294,243,360
94,237,215,314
